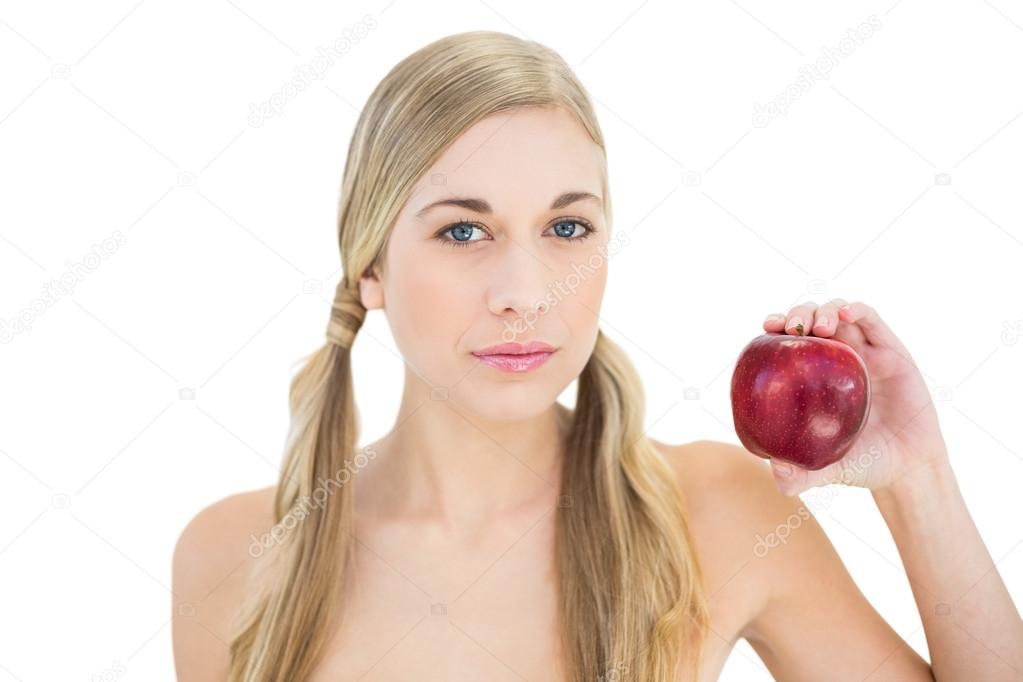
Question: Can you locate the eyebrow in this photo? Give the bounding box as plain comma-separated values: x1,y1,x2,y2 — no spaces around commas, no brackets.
414,191,602,219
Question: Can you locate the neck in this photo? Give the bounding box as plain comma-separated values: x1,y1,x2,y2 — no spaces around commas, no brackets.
357,369,570,535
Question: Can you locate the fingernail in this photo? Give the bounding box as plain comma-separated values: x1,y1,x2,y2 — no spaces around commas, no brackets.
764,314,783,324
774,461,793,477
787,316,803,333
814,316,829,329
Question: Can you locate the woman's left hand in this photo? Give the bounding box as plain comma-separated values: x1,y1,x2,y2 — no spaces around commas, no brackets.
761,299,949,496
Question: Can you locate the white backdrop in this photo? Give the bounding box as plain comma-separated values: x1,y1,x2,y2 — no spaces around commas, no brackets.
1,0,1021,679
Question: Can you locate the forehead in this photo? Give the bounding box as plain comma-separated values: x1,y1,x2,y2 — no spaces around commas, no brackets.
412,107,604,211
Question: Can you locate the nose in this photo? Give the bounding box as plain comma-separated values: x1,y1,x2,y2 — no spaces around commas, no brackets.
484,239,552,319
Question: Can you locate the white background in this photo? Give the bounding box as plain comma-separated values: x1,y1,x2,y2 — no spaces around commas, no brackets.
1,0,1022,679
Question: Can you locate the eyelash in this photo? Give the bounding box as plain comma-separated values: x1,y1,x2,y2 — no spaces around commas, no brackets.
435,217,597,249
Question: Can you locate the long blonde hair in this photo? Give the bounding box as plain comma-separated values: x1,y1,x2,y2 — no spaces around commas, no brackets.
227,30,709,681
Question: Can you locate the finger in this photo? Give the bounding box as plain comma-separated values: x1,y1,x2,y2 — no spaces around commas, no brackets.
838,301,907,351
770,457,846,496
784,302,819,336
831,319,868,348
763,312,787,332
810,297,848,337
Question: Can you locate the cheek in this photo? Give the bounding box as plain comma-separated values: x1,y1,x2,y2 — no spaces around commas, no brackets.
556,246,608,312
582,257,608,305
385,250,469,355
551,251,606,354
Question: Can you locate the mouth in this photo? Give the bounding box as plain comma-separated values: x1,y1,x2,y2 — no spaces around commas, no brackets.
471,341,558,373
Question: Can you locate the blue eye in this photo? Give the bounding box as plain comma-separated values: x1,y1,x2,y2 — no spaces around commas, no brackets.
435,217,596,249
436,221,488,248
548,220,594,240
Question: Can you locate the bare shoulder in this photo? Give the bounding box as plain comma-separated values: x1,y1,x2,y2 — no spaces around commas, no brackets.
649,438,782,617
652,437,796,546
651,438,774,500
649,435,864,606
650,438,931,679
171,485,277,681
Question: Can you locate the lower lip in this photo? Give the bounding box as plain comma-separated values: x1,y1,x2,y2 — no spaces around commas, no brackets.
473,351,555,373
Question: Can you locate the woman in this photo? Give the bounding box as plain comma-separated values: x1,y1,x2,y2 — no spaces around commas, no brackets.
171,30,1023,681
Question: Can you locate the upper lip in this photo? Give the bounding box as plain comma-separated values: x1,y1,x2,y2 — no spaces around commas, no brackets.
472,341,558,356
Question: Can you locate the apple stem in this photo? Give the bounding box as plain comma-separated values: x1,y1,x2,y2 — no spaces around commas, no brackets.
795,322,804,336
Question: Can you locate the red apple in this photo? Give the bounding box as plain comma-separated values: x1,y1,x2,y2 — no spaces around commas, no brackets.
729,331,871,471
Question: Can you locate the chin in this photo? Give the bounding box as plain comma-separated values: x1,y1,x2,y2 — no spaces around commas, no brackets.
452,380,564,423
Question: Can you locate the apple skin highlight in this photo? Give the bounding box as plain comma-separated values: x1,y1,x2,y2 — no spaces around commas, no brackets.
730,332,872,471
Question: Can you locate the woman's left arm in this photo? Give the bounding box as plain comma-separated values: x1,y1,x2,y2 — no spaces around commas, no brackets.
762,299,1023,681
872,444,1023,680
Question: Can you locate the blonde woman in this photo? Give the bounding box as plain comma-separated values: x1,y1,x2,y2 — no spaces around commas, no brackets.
171,30,1023,681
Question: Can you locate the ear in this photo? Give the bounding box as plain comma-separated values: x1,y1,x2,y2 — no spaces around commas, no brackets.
358,262,384,310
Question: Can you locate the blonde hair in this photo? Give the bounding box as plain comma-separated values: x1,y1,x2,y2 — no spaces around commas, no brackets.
227,30,709,681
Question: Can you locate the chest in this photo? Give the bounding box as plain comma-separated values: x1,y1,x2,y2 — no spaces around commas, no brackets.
307,513,566,681
303,514,748,682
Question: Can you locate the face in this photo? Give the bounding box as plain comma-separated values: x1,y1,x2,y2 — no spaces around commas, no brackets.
360,106,611,422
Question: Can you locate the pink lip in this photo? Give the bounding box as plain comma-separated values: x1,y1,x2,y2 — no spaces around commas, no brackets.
474,351,555,373
471,341,558,373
